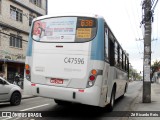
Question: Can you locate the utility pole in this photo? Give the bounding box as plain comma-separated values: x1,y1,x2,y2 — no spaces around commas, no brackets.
142,0,152,103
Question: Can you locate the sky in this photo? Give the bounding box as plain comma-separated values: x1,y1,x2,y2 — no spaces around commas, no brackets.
48,0,160,73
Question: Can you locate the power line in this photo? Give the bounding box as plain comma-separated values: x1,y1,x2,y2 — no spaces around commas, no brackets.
130,0,144,54
135,38,144,54
123,0,145,69
151,0,159,58
135,0,144,37
152,0,159,11
123,0,136,39
151,0,156,6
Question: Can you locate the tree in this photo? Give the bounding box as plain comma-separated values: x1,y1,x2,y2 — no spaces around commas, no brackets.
129,67,142,81
151,60,160,78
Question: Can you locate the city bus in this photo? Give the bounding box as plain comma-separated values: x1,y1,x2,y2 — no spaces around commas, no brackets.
24,14,129,111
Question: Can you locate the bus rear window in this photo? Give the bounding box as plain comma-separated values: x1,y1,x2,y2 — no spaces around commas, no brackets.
32,17,97,42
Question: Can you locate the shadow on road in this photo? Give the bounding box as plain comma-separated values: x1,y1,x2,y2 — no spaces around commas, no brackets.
0,102,12,108
43,96,126,119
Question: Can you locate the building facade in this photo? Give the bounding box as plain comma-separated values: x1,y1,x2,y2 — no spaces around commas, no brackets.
0,0,47,82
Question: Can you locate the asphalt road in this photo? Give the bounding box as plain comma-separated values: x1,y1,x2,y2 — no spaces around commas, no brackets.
0,81,143,120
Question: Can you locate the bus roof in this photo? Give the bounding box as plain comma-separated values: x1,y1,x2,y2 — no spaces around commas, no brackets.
33,13,103,22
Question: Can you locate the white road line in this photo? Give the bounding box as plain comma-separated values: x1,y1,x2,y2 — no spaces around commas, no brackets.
1,117,12,120
12,117,21,120
1,117,21,120
20,104,49,111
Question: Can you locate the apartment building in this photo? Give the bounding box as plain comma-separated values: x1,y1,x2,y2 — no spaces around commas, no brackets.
0,0,48,82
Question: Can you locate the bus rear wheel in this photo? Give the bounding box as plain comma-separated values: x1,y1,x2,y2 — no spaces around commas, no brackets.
121,84,128,98
108,88,115,112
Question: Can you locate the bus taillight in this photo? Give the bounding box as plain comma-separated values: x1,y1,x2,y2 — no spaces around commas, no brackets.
91,69,97,76
87,69,98,88
25,64,30,69
89,75,95,81
25,64,31,81
26,70,30,74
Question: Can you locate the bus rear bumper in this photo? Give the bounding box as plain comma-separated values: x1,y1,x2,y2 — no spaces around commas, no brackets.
31,84,101,107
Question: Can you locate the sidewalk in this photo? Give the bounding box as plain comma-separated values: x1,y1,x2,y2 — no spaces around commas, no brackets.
128,83,160,120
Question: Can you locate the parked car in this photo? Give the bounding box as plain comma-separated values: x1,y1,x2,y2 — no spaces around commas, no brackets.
0,77,22,105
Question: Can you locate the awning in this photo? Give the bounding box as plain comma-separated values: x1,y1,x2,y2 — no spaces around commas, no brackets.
0,59,25,64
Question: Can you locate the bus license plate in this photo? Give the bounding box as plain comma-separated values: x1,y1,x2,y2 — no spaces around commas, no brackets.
50,78,63,84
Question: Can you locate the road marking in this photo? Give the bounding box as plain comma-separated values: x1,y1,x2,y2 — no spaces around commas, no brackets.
1,117,12,120
2,117,21,120
20,104,49,111
12,117,21,120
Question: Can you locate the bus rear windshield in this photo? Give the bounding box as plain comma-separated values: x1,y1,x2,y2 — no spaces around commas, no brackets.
32,16,97,43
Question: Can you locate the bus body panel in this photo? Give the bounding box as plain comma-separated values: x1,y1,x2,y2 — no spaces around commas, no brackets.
24,57,32,95
30,60,105,107
31,81,101,106
31,42,91,88
107,67,128,101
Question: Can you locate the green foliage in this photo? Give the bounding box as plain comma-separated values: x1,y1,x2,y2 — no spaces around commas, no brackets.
129,67,142,80
151,60,160,78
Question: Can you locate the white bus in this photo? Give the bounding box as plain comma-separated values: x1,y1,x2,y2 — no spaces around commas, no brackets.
24,15,129,111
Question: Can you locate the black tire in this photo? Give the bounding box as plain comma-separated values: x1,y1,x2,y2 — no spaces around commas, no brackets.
10,92,21,106
54,99,71,105
108,88,116,112
122,84,128,98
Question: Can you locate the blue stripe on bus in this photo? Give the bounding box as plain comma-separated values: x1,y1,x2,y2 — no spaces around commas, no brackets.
91,18,104,61
26,35,33,56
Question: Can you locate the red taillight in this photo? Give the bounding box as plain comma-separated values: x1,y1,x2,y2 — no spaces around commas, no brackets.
89,75,95,81
26,70,30,74
79,89,84,92
31,83,36,86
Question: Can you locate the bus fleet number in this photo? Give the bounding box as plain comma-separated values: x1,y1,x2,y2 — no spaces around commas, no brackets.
64,57,84,64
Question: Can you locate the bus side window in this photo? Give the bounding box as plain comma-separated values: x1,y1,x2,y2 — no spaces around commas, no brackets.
119,48,123,69
126,58,129,77
108,31,114,66
105,28,109,62
123,53,126,70
114,42,119,67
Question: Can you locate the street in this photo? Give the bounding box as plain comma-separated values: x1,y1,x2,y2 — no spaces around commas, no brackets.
0,81,143,120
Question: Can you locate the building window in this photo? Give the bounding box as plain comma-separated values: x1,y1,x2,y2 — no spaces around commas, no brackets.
10,6,23,22
30,0,41,7
29,14,35,26
10,34,22,48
